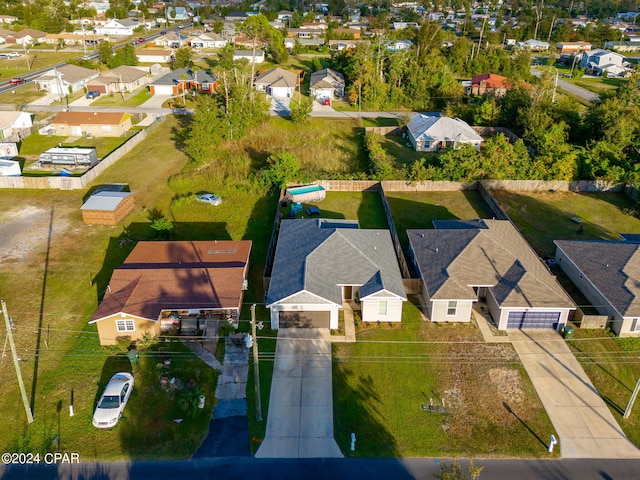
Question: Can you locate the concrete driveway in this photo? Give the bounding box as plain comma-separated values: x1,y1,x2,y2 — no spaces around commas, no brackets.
255,328,343,458
139,94,172,108
509,330,640,458
270,96,291,116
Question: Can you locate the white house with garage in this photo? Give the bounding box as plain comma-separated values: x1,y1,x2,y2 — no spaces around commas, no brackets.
309,68,345,99
407,114,483,152
94,18,137,36
266,218,406,329
408,219,575,330
554,236,640,336
253,67,297,97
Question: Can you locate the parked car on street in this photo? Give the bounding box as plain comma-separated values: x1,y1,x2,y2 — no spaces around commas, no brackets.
9,77,25,85
92,372,134,429
86,90,101,99
196,193,222,206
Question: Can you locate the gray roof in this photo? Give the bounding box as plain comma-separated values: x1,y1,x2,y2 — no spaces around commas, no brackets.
267,219,406,306
150,68,217,86
554,239,640,317
81,191,132,211
407,114,483,144
310,68,344,90
408,220,575,309
102,65,147,83
54,64,97,83
254,67,297,88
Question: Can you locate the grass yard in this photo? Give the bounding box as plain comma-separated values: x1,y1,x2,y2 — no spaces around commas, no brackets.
378,134,425,167
333,301,558,457
90,88,152,107
567,329,640,448
492,191,640,258
19,131,138,159
301,191,390,229
0,83,46,104
564,76,628,95
0,51,79,82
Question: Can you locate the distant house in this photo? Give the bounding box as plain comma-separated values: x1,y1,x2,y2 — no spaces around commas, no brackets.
469,73,510,96
86,65,149,95
154,31,189,48
386,40,412,51
5,28,47,45
34,64,99,96
267,219,406,329
81,190,135,225
579,49,627,76
0,15,18,24
408,219,575,330
225,11,249,22
48,112,132,137
516,39,549,51
166,6,188,21
149,68,218,95
605,41,640,53
94,18,138,36
254,67,297,97
556,41,592,54
39,147,98,166
190,32,227,48
0,111,33,140
277,10,293,21
135,48,174,63
0,159,20,176
45,33,102,46
0,142,18,158
555,237,640,337
233,49,265,63
328,39,363,50
309,68,345,99
406,114,483,152
90,240,252,345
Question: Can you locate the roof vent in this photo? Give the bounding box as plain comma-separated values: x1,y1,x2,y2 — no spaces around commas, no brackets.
435,248,439,253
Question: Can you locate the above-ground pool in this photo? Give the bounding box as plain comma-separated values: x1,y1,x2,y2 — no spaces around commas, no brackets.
285,184,326,203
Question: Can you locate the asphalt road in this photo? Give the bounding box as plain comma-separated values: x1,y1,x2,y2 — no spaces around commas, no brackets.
530,66,600,103
2,457,640,480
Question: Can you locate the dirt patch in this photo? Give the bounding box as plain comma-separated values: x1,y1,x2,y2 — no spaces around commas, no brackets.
489,367,524,404
0,205,70,265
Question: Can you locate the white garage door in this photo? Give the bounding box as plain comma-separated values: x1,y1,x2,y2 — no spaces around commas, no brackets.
506,311,561,329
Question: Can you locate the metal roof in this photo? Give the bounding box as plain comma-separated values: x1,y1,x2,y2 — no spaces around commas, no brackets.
81,191,131,211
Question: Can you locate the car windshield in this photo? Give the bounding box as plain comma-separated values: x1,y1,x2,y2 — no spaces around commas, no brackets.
98,395,120,409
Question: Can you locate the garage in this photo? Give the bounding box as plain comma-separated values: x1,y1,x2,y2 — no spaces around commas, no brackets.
506,311,561,329
279,311,330,329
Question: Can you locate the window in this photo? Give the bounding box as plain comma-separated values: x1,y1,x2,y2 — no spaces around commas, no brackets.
378,300,388,316
116,319,135,332
632,318,640,332
447,301,457,316
202,83,210,91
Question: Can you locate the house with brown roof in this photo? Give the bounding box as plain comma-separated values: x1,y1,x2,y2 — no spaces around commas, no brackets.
408,219,575,330
86,65,149,95
254,67,297,97
5,28,47,45
469,73,510,96
48,112,132,137
34,64,99,96
90,240,252,345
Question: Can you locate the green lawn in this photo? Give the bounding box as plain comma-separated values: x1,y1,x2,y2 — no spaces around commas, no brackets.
91,88,152,107
492,191,640,258
19,131,137,159
0,83,46,104
333,301,558,457
0,51,79,82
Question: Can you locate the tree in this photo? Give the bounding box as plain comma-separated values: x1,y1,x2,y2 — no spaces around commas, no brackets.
150,216,174,239
289,97,313,124
172,46,193,70
98,40,115,65
185,95,224,164
239,15,274,98
433,459,483,480
261,151,302,188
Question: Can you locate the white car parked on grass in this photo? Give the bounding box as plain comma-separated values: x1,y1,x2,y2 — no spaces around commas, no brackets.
196,193,222,206
92,372,134,428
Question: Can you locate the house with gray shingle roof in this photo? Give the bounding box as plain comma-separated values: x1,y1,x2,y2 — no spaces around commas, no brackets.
554,237,640,336
86,65,149,95
149,67,218,95
254,67,297,97
266,219,407,329
34,64,99,96
310,68,345,100
407,113,483,152
408,219,575,330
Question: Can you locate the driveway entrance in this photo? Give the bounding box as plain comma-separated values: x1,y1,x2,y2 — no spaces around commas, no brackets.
509,330,640,458
255,328,342,458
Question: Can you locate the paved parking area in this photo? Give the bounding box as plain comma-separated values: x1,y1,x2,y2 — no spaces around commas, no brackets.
509,329,640,458
255,328,342,458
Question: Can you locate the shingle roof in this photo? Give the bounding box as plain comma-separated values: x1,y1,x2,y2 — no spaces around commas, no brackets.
52,111,129,126
90,240,252,322
407,114,483,144
254,67,297,88
554,239,640,317
56,64,98,83
267,219,406,306
310,68,345,89
408,220,575,309
150,68,217,86
471,73,509,88
104,65,148,83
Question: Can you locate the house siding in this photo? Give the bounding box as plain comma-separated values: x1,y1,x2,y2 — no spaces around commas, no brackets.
430,298,474,322
50,116,132,137
269,303,339,329
361,298,403,322
94,313,161,346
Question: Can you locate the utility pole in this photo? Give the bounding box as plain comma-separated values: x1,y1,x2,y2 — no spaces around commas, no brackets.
624,371,640,418
552,68,558,103
251,304,262,422
2,300,34,424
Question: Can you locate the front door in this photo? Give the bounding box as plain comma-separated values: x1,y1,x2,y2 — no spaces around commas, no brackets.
343,286,352,300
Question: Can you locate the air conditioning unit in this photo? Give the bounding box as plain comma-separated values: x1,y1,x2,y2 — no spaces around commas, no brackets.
242,279,248,291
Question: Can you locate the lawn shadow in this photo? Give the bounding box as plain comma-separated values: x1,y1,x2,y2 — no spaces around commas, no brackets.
93,354,133,410
357,191,389,229
170,114,192,151
503,402,548,449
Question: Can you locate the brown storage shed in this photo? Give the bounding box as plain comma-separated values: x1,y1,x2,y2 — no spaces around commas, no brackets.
81,191,135,226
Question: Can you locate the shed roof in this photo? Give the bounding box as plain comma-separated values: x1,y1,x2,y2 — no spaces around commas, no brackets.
81,191,131,211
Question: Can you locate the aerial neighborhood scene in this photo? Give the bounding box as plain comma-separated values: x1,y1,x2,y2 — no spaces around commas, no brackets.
1,0,640,476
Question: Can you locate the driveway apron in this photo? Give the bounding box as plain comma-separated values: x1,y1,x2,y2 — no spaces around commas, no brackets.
255,328,343,458
509,330,640,458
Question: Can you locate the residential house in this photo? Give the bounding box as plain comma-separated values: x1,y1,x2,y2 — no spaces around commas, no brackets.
386,40,412,51
135,48,174,63
225,11,249,22
45,33,102,46
266,219,406,329
406,114,483,152
555,237,640,336
286,28,325,39
556,41,592,54
190,32,227,49
0,159,20,176
5,28,47,45
48,112,132,137
277,10,293,21
0,15,18,24
0,142,18,158
328,39,364,50
408,219,575,330
34,65,99,96
94,18,138,36
284,37,325,49
309,68,345,99
0,27,13,43
86,65,149,95
468,73,510,96
90,240,252,345
254,67,297,97
516,39,549,51
579,49,627,76
233,49,265,63
149,68,218,95
393,22,419,29
154,31,189,48
0,112,32,141
166,6,188,21
605,41,640,52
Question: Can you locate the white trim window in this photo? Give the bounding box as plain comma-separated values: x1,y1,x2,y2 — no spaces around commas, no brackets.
378,300,388,316
447,300,457,316
116,319,135,332
632,318,640,332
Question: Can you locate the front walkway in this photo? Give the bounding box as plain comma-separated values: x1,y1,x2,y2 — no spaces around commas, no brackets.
508,329,640,459
256,328,343,458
